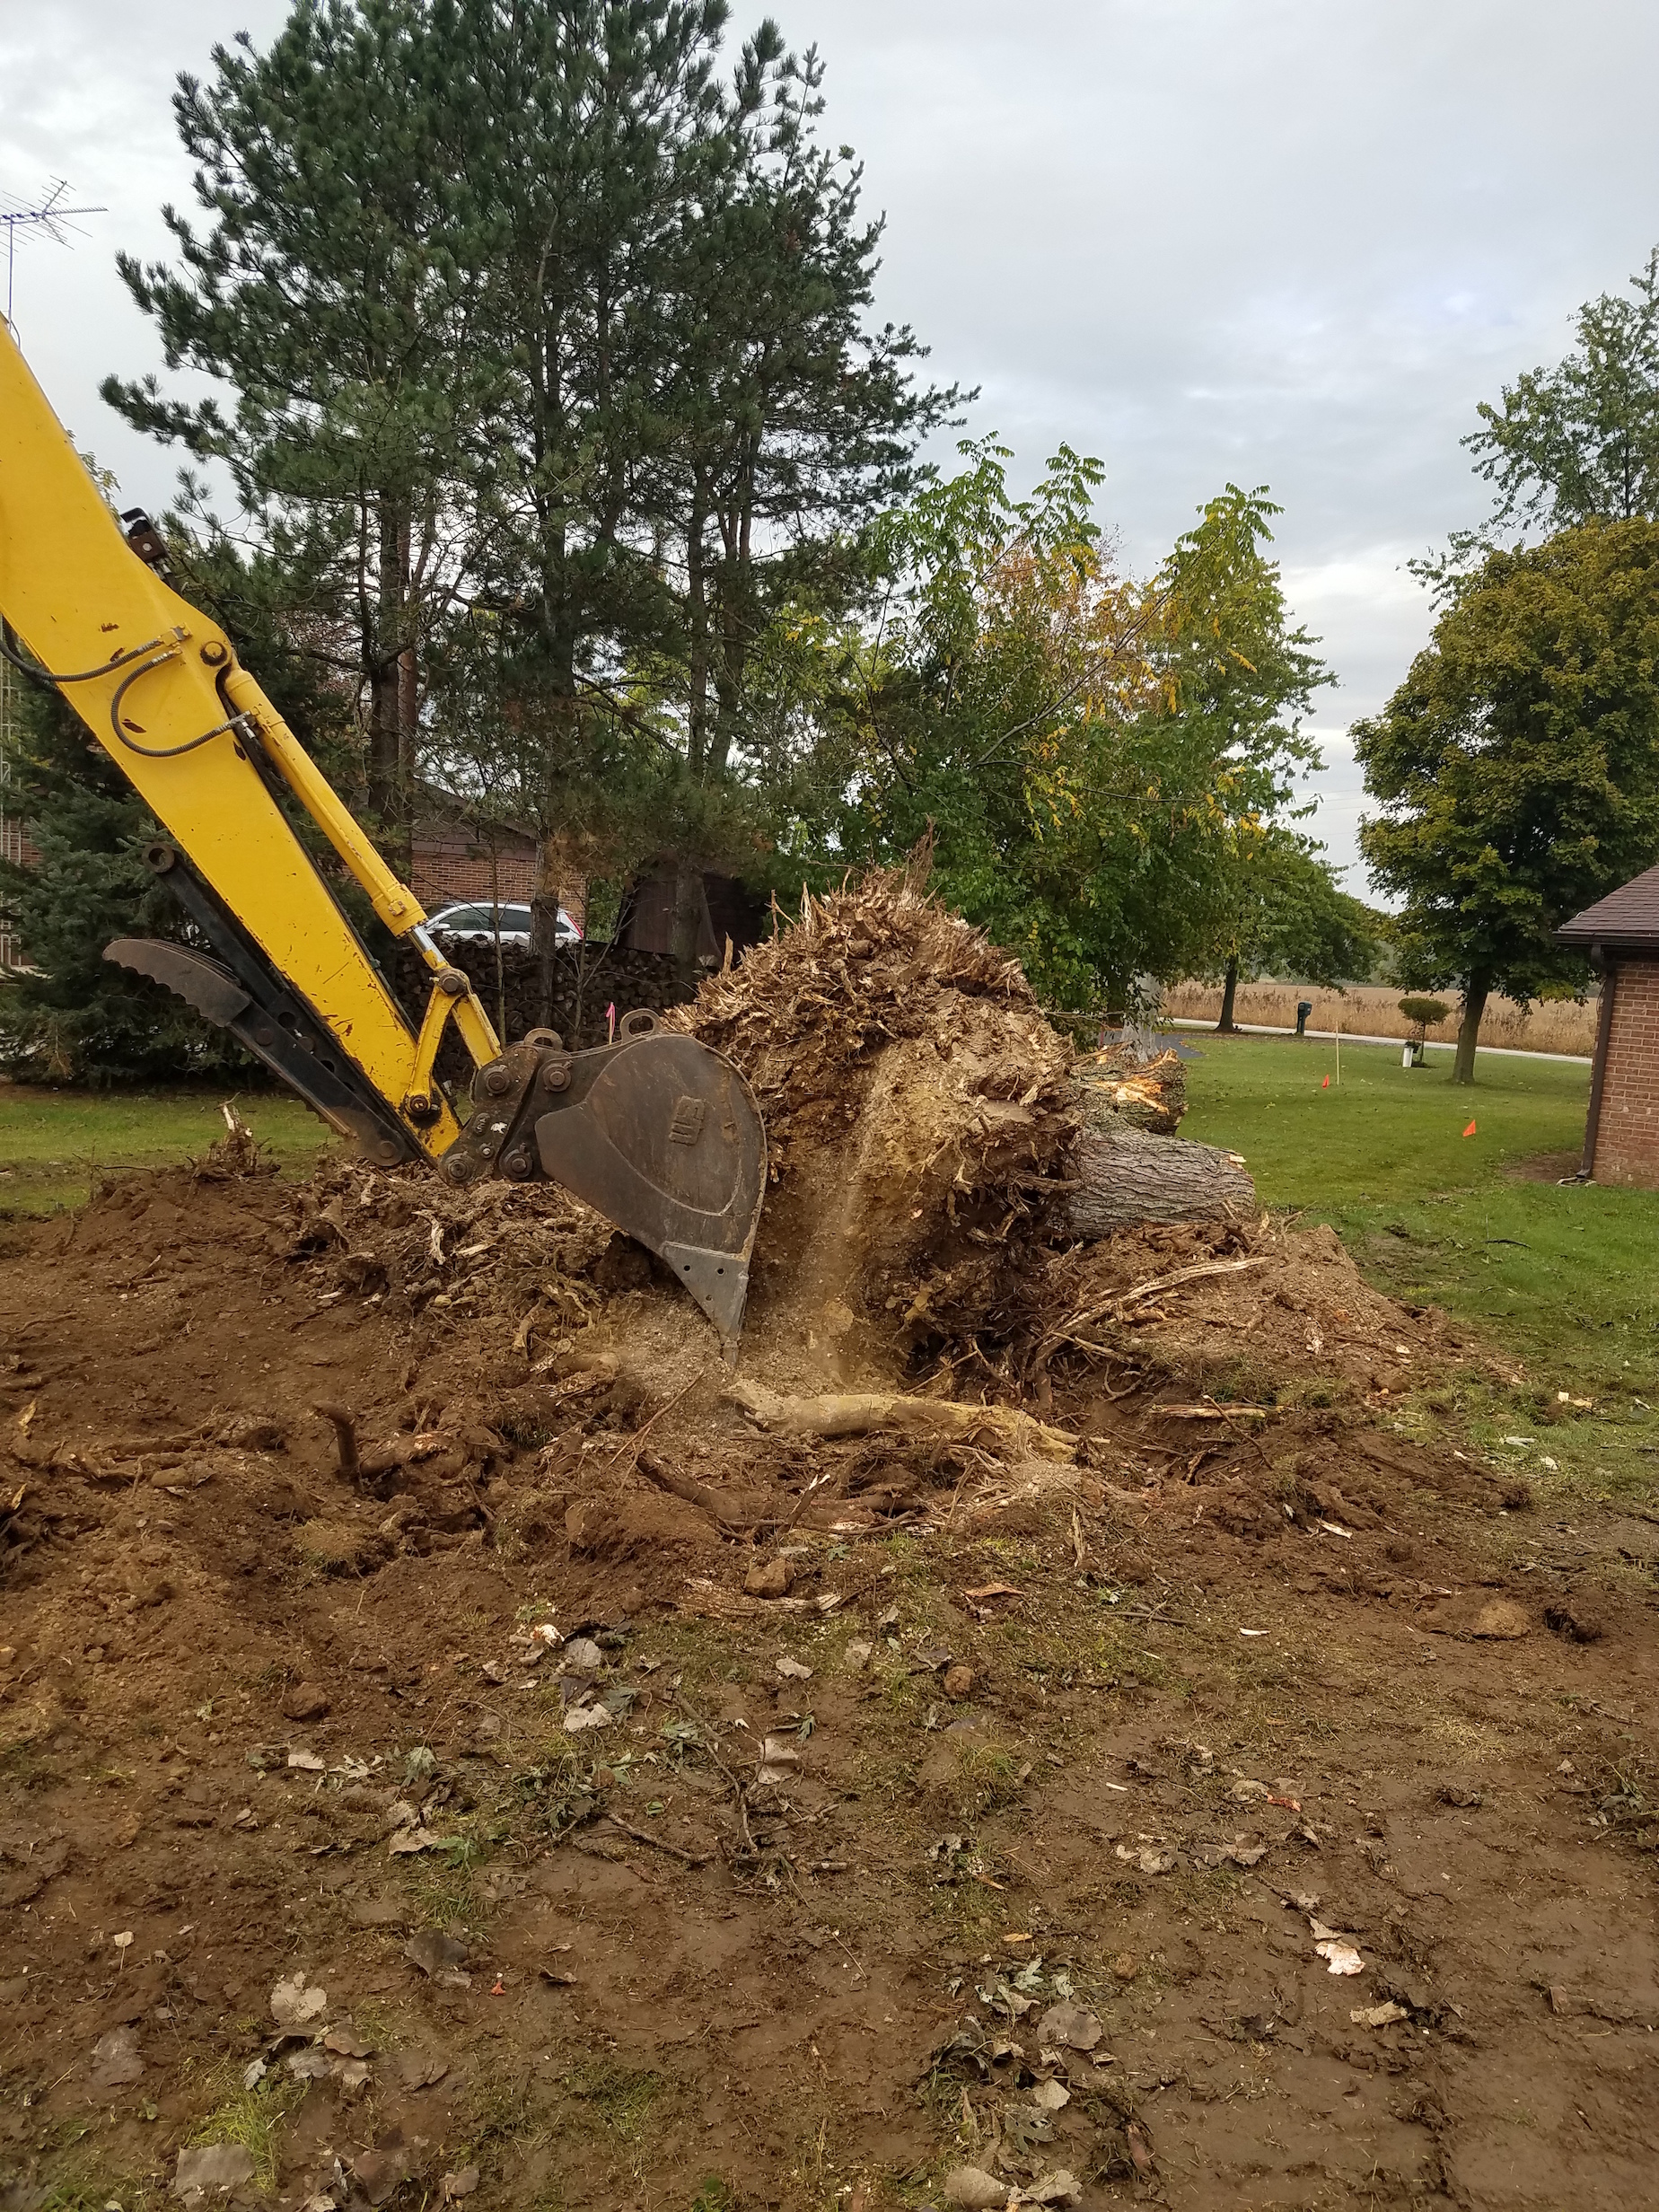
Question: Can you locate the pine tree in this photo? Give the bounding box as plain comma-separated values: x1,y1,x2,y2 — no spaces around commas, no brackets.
652,33,960,967
101,0,496,855
0,681,249,1082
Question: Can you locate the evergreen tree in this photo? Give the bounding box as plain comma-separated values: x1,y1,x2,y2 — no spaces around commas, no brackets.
101,0,496,854
0,683,247,1082
651,32,959,967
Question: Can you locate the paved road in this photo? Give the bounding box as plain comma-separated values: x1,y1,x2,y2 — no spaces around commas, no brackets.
1165,1017,1593,1066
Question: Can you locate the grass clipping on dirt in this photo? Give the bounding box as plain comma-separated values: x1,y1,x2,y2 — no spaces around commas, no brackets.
666,872,1082,1369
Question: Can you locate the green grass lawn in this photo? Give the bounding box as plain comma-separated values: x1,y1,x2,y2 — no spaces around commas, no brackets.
0,1084,337,1214
1183,1031,1659,1504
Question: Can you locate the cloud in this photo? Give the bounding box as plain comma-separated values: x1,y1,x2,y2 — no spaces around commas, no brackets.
7,0,1659,891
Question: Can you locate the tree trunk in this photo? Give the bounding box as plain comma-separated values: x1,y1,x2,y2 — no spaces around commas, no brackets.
367,493,410,866
1063,1123,1256,1239
1216,954,1241,1032
531,837,565,1035
1453,971,1490,1085
669,859,705,983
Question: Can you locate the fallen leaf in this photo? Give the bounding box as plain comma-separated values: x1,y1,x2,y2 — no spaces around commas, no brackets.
1351,2000,1408,2027
1024,2175,1083,2207
286,1750,325,1772
441,2171,480,2203
404,1930,470,1982
269,1972,328,2031
1030,2078,1070,2111
776,1656,813,1681
1114,1842,1177,1875
563,1703,612,1735
756,1734,803,1786
1035,2000,1102,2051
173,2143,256,2200
352,2134,413,2208
88,2025,145,2091
944,2167,1010,2208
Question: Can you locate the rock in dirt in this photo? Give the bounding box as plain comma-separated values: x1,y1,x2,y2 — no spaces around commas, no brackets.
1036,2000,1102,2051
744,1556,795,1598
88,2024,145,2090
1438,1781,1483,1808
1471,1598,1530,1640
269,1972,328,2031
280,1681,330,1722
944,2168,1011,2208
441,2170,480,2202
943,1663,976,1699
172,2143,256,2201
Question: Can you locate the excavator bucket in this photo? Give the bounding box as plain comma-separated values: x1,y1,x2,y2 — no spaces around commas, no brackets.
535,1031,766,1343
442,1022,768,1346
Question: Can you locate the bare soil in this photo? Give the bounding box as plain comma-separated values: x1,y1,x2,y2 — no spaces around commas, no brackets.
3,1151,1657,2212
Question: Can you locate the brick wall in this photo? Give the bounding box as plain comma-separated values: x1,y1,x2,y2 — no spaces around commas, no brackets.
1593,954,1659,1186
408,825,537,909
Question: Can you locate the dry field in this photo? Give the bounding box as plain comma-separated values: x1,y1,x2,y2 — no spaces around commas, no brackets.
1163,980,1598,1056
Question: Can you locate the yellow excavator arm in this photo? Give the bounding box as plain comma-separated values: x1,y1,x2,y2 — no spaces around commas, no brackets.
0,318,765,1341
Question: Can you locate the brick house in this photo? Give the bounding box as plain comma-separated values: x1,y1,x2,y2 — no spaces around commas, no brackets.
1559,866,1659,1185
409,800,538,910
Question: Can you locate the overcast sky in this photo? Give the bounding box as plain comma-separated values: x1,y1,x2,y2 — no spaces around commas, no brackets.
6,0,1659,894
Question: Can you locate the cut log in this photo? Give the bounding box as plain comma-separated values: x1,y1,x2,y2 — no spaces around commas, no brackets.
1075,1048,1187,1135
1062,1122,1255,1239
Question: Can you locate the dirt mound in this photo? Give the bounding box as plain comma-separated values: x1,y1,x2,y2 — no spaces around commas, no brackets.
1035,1213,1481,1402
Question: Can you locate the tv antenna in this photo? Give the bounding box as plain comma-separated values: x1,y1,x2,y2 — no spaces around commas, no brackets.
1,178,105,325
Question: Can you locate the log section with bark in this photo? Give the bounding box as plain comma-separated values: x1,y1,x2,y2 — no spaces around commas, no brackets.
1063,1120,1255,1238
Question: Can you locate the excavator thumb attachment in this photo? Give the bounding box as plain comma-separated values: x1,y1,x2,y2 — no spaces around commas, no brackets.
442,1023,767,1345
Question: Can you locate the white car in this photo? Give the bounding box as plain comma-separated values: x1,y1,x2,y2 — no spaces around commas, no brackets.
426,900,582,947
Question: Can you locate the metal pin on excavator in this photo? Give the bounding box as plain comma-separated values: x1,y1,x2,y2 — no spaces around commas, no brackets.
0,317,766,1343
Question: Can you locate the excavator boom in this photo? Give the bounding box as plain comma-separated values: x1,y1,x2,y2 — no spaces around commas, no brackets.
0,317,764,1340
